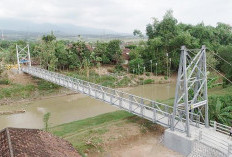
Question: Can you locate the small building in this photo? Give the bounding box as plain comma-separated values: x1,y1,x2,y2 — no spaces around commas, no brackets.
0,127,80,157
122,48,130,65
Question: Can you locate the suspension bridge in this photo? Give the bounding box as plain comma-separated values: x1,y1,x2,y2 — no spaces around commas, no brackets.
14,44,232,156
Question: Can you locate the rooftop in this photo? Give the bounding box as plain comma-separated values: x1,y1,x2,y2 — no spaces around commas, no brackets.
0,127,80,157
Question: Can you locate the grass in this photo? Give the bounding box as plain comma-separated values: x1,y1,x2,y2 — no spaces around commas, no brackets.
50,111,133,137
50,111,133,156
0,84,35,99
0,78,61,100
50,110,160,156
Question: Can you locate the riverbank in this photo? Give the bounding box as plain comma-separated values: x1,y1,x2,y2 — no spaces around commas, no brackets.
50,110,182,157
0,68,176,106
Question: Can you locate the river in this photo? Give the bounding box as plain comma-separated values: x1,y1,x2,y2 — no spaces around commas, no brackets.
0,83,176,130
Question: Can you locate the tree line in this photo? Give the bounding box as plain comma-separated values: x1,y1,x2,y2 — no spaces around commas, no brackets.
1,10,232,85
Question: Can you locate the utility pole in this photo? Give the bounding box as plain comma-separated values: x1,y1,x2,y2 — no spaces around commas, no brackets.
169,58,171,78
155,62,157,76
166,53,169,78
150,60,152,74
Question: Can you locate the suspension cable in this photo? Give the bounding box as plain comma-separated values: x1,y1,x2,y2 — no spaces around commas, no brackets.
188,50,232,84
207,63,232,84
211,51,232,67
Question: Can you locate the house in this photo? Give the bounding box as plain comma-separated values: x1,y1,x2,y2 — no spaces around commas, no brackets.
0,127,81,157
122,48,130,65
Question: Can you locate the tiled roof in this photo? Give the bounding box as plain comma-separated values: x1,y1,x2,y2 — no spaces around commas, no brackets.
0,128,80,157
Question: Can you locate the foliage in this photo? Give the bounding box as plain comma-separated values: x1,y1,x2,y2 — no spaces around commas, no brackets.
43,112,51,131
0,84,35,99
0,79,10,85
42,32,56,42
128,9,232,79
133,29,144,38
143,79,154,84
129,58,144,74
37,79,60,90
208,95,232,125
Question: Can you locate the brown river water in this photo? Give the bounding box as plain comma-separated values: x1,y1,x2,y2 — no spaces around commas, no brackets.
0,83,176,130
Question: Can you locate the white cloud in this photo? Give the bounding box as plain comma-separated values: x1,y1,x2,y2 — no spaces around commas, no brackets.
0,0,231,33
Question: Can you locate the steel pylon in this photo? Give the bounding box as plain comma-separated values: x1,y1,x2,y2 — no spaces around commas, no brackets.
171,45,209,137
16,44,31,71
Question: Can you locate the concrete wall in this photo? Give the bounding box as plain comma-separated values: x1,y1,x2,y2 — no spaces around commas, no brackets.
163,129,195,156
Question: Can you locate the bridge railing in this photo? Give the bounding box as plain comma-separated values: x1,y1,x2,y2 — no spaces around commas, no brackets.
210,120,231,135
197,130,232,156
22,66,200,131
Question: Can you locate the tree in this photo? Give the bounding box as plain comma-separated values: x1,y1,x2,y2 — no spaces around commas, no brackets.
209,97,232,125
43,112,51,131
129,58,144,74
133,29,144,38
42,31,56,43
106,40,122,64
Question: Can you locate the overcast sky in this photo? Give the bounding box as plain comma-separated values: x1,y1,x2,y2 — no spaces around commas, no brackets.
0,0,231,33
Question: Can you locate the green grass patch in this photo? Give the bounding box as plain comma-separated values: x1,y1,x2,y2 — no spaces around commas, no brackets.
144,79,154,84
37,79,60,90
50,111,133,137
0,84,35,99
0,78,11,85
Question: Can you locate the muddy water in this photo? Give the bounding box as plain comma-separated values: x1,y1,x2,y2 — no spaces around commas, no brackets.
0,83,176,130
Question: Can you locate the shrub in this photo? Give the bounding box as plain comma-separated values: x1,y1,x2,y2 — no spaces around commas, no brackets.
37,80,60,90
0,79,10,85
145,72,150,76
144,79,154,84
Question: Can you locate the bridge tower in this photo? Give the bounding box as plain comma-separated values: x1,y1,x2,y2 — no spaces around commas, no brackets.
16,44,31,71
171,45,209,137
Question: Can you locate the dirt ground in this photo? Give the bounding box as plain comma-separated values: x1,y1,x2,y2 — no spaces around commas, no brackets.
102,134,182,157
74,118,183,157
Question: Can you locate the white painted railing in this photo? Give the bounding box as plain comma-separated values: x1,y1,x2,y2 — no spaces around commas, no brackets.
210,120,231,135
197,130,232,156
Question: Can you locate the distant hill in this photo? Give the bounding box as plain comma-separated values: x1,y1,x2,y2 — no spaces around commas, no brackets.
0,18,120,35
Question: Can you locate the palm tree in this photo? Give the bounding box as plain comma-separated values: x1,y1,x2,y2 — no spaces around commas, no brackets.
209,98,232,125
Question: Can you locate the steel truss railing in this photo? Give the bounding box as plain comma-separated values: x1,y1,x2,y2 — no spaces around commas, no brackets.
197,130,232,156
210,120,231,135
22,66,200,132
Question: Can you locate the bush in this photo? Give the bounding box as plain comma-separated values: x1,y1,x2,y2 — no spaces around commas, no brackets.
144,79,154,84
145,72,150,76
0,79,10,85
37,80,60,90
117,76,131,87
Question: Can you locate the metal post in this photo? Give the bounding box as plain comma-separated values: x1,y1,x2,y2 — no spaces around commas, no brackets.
140,98,144,116
150,60,152,74
183,48,190,137
171,48,184,131
214,121,217,130
199,130,202,141
203,45,209,128
153,109,156,123
27,44,31,67
155,63,157,76
16,44,21,71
